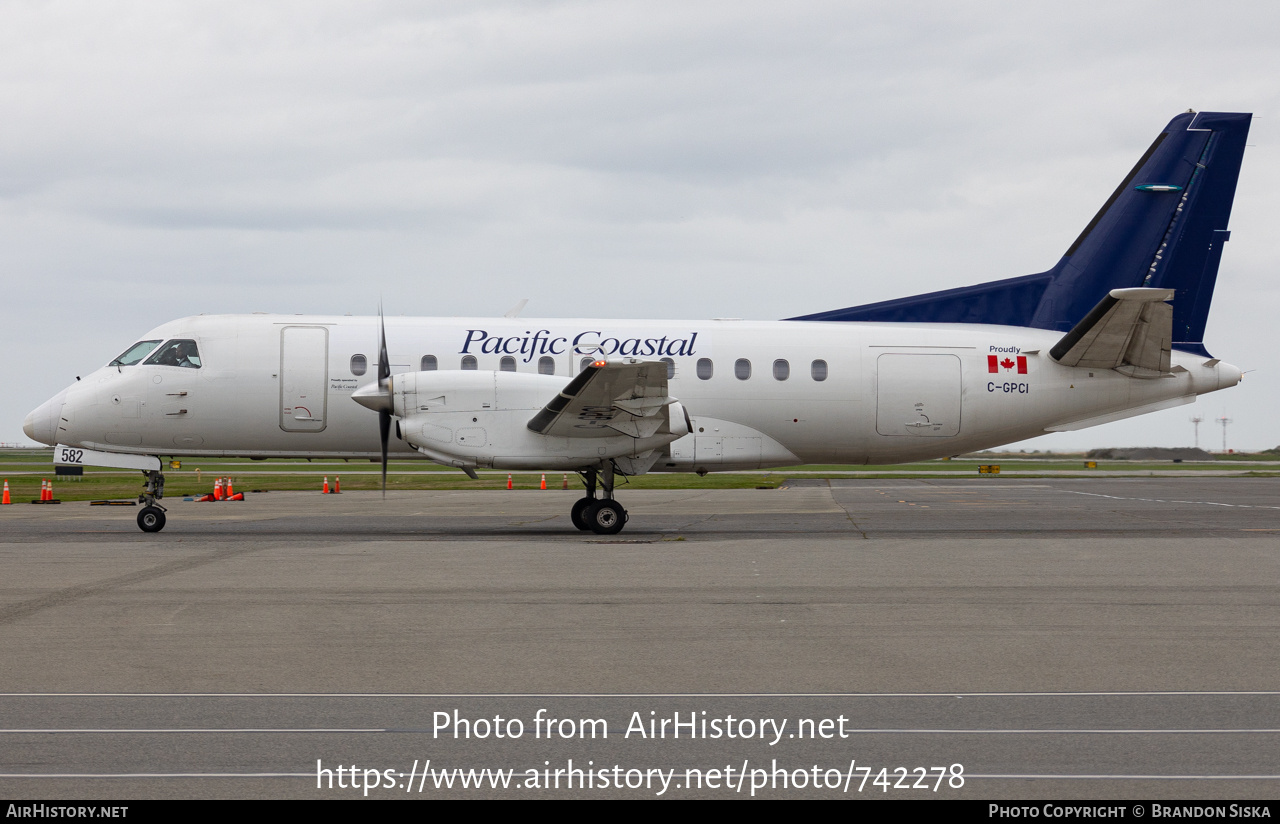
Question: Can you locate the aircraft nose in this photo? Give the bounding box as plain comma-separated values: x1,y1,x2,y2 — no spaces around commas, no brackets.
23,395,64,446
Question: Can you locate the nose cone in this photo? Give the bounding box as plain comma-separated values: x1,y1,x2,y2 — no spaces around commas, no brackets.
22,408,39,442
23,392,66,446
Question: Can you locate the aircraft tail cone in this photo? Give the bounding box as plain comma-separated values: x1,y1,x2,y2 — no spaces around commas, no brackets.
2,480,9,505
540,474,547,490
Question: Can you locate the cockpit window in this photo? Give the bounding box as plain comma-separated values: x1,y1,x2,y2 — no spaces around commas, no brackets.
144,339,202,369
110,340,162,367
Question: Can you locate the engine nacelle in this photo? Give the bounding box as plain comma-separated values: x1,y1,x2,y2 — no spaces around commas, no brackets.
391,370,689,471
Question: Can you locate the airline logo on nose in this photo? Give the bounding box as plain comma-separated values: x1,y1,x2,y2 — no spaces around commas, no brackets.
988,355,1027,374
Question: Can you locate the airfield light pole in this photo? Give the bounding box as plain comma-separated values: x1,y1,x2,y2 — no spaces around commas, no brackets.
1189,415,1204,449
1217,414,1232,453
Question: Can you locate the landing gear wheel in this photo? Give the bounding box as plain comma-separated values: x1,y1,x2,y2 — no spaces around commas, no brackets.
570,497,595,531
586,500,627,535
137,506,166,533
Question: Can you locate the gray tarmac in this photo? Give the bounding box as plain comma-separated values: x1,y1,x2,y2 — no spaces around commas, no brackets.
1,478,1278,799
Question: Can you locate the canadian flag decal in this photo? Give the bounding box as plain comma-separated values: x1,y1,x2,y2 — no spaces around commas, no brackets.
988,355,1028,374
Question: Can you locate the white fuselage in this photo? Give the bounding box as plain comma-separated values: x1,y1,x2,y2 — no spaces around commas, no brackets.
27,314,1241,470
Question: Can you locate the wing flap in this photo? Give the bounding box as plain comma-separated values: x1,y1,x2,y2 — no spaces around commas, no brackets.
526,359,677,439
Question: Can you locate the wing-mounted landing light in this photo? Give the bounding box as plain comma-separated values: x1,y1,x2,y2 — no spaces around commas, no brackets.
350,306,394,496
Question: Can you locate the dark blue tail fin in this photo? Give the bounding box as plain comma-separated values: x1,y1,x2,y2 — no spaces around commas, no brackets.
790,111,1251,357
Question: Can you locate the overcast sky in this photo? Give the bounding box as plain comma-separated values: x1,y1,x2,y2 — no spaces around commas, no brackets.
4,1,1278,451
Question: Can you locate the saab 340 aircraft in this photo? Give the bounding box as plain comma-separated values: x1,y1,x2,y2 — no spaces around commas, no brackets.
24,111,1251,535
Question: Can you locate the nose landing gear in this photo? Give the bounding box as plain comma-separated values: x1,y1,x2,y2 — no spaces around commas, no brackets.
136,469,167,533
571,464,628,535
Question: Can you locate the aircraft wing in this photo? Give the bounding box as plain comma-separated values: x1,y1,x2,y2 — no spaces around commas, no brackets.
526,359,682,439
1049,288,1174,376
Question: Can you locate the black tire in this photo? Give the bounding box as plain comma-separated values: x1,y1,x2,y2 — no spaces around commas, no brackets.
137,506,166,533
586,500,627,535
570,497,595,531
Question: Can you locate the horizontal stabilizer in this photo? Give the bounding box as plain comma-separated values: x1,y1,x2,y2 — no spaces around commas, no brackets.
526,359,681,439
1049,288,1173,375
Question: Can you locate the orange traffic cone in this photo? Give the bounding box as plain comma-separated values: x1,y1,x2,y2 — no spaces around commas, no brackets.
226,477,234,497
47,479,53,501
2,480,10,505
227,492,244,501
562,473,568,490
214,478,223,501
41,480,49,502
322,476,330,494
507,475,513,490
333,476,341,494
540,474,547,490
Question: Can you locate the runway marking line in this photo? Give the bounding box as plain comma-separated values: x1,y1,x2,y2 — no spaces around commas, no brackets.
972,774,1280,781
0,772,311,779
0,728,383,734
3,772,1279,781
4,691,1280,697
3,727,1280,735
1062,490,1280,510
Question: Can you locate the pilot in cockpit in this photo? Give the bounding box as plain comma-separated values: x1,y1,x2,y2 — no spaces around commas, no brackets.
153,340,201,368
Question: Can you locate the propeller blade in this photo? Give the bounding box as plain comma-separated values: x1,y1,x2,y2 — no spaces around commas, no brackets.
378,303,390,497
378,304,391,385
379,409,390,498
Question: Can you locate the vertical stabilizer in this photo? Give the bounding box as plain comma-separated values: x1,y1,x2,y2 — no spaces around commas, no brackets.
790,111,1251,356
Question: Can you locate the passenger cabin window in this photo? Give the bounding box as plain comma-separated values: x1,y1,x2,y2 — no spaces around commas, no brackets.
773,359,790,380
461,355,478,370
144,340,202,369
660,357,675,379
811,359,828,381
421,355,438,371
696,358,713,380
538,356,555,375
110,340,162,367
349,354,367,376
500,356,517,372
735,359,751,380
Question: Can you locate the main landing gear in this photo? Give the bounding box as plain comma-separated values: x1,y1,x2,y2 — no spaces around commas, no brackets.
137,469,167,533
570,464,628,535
